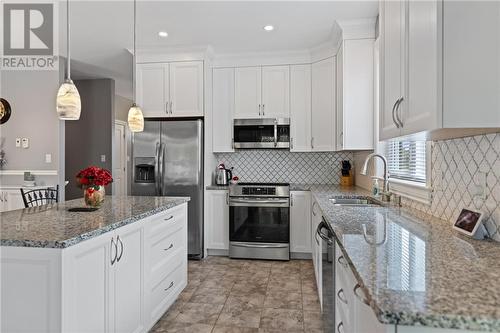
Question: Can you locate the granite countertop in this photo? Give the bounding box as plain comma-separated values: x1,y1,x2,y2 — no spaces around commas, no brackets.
0,196,190,249
309,185,500,332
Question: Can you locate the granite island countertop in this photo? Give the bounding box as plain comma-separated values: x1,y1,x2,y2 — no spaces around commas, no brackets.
306,185,500,332
0,196,190,249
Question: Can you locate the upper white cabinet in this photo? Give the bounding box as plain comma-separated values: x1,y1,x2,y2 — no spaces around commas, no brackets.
234,67,262,118
261,66,290,118
137,61,203,118
205,190,230,251
336,39,374,150
234,66,290,119
290,64,312,152
311,56,336,152
380,0,500,141
212,68,235,152
290,191,311,254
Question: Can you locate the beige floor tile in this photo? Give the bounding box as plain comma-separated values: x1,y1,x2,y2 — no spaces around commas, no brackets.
260,308,304,332
177,290,194,303
225,294,265,311
302,293,321,312
213,326,260,333
216,307,262,329
232,282,268,296
267,279,301,293
174,302,223,325
301,279,317,295
151,321,213,333
303,311,323,331
263,291,302,310
190,287,230,304
198,276,235,291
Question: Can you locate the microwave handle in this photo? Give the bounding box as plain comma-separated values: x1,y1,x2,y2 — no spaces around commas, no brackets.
274,119,278,147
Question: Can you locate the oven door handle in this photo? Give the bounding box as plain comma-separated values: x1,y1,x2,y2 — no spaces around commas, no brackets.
231,242,289,249
229,199,289,208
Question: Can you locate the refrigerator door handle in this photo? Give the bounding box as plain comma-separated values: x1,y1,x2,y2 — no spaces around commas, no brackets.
159,143,165,195
155,142,160,195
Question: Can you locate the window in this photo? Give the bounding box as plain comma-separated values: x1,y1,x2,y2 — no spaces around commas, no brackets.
384,140,432,204
386,140,426,183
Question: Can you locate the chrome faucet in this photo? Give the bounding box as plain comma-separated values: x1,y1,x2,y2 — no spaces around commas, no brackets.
360,153,390,201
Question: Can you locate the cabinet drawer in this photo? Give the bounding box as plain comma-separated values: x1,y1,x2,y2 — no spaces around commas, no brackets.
149,261,187,321
146,205,186,238
150,222,185,277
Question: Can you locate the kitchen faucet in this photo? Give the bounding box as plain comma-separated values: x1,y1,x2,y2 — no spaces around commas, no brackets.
360,153,391,202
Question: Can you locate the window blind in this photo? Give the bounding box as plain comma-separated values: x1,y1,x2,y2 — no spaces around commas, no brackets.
386,141,426,183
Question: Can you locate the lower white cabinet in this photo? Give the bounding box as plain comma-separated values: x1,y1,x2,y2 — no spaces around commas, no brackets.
310,198,323,307
0,189,27,212
290,191,311,254
205,190,230,251
1,203,188,333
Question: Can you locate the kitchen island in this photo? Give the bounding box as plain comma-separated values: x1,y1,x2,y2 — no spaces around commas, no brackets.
1,196,190,333
299,184,500,333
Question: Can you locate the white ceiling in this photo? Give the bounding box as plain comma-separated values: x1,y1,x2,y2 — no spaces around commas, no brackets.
65,1,378,97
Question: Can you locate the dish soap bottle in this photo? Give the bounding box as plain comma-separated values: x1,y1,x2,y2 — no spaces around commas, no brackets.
372,178,380,196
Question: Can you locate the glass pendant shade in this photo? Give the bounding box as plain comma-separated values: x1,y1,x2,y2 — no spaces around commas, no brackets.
128,103,144,132
56,79,81,120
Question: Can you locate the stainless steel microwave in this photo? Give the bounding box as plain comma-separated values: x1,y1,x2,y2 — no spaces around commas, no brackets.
233,118,290,149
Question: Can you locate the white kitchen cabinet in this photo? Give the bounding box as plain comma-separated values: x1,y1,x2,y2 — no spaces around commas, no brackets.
311,56,336,152
212,68,235,152
380,0,500,141
137,61,203,118
380,0,405,141
290,64,312,152
310,198,323,306
261,65,290,118
336,39,374,150
234,67,262,118
136,63,168,117
0,189,30,212
169,61,204,117
206,190,229,250
290,191,311,254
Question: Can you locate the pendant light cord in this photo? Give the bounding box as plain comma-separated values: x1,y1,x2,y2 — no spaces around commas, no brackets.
67,0,71,80
132,0,137,102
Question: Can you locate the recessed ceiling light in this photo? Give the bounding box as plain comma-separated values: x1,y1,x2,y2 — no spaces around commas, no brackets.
263,25,274,31
158,31,168,38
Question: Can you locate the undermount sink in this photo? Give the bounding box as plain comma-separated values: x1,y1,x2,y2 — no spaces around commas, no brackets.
329,197,381,207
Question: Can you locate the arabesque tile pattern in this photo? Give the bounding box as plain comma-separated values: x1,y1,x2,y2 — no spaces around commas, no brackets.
151,257,323,333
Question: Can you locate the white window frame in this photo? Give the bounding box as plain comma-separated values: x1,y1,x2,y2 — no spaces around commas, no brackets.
384,141,432,205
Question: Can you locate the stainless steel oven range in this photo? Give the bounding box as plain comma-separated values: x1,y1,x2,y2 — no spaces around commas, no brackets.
229,183,290,261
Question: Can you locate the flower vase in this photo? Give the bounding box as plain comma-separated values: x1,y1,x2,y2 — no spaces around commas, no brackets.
84,186,105,208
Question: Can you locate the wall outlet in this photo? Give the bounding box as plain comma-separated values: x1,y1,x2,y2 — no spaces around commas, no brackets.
21,138,29,149
45,154,52,163
100,155,106,162
15,138,21,147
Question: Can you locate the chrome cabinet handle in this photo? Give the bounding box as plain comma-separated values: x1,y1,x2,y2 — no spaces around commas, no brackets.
312,201,318,216
231,138,235,150
311,137,314,149
116,235,124,262
290,137,294,150
262,104,265,116
110,237,117,265
165,102,169,114
258,104,261,116
169,101,173,114
164,281,174,292
395,97,404,128
337,288,348,304
316,221,333,245
164,243,174,251
290,194,293,207
164,215,174,221
225,192,229,205
353,283,370,306
337,321,344,333
337,255,348,268
391,99,400,128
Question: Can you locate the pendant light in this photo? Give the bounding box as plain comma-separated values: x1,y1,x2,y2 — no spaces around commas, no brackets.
56,0,81,120
127,0,144,132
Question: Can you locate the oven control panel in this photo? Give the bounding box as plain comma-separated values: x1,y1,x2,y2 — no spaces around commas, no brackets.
242,187,276,196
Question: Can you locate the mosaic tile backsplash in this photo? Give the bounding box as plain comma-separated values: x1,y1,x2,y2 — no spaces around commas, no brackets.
214,150,353,184
403,133,500,241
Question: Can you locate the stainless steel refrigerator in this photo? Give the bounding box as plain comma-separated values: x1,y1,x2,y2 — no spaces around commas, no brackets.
131,119,204,259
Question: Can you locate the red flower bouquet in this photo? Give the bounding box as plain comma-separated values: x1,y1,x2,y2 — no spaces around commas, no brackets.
76,166,113,207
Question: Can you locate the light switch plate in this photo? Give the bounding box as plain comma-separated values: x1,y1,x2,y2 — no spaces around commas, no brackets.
21,138,29,149
15,138,21,147
100,155,106,162
45,154,52,163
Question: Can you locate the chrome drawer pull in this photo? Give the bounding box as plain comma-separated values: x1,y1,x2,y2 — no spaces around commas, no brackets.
353,283,370,306
337,321,344,333
164,215,174,221
163,243,174,251
337,255,348,268
337,288,347,304
164,281,174,292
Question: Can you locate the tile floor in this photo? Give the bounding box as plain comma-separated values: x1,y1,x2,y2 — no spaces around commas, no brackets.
151,256,323,333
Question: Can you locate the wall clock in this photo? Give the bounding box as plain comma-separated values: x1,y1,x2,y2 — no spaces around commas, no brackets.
0,98,12,124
